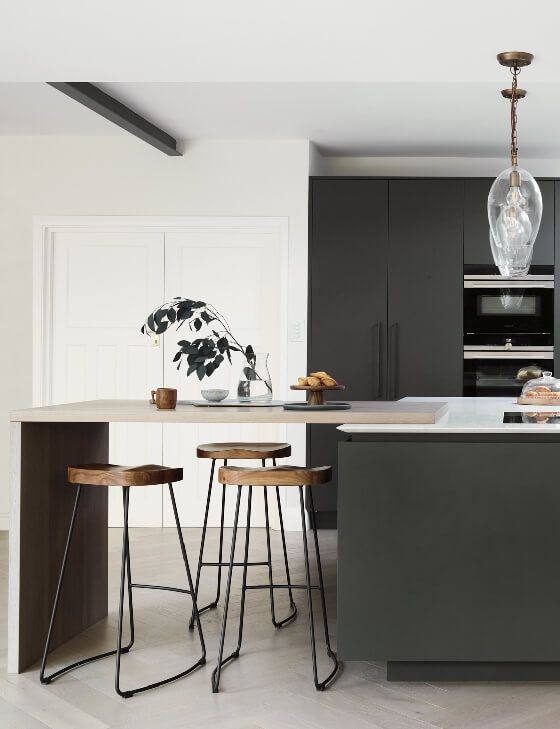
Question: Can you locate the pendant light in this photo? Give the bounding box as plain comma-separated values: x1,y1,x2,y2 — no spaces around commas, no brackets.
488,51,542,277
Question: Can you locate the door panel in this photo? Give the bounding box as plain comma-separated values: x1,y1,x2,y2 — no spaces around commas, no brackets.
162,227,286,527
388,180,463,397
50,231,165,526
308,179,389,517
464,178,554,268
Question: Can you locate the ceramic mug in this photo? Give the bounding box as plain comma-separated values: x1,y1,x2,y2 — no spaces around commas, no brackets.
151,387,177,410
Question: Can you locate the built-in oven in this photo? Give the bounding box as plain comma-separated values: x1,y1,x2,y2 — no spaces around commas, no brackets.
463,347,554,397
464,275,554,396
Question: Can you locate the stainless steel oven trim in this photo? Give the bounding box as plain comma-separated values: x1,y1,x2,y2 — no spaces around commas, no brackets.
464,274,554,281
464,279,554,289
463,345,553,351
463,350,554,360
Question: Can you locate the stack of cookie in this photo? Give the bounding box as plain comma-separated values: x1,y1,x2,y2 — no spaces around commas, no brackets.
297,371,338,388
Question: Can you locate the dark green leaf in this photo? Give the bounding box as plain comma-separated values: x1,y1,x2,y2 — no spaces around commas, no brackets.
201,311,214,324
193,319,202,332
197,364,206,381
172,351,181,362
167,307,176,323
147,313,156,332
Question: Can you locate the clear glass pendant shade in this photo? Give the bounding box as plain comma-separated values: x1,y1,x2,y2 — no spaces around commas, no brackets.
488,166,542,277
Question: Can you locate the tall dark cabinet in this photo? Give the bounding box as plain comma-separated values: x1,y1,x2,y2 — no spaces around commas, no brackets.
308,178,464,525
308,179,389,523
388,180,463,398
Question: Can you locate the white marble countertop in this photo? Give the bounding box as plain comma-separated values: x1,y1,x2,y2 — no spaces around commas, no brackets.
338,396,560,434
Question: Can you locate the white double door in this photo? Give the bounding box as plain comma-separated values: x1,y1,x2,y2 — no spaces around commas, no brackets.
49,222,285,527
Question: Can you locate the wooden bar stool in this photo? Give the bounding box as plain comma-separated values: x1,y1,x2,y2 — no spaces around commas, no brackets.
190,442,297,631
40,464,206,699
211,464,340,693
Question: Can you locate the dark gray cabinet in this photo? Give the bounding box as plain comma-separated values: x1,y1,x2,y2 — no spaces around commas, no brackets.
308,179,389,522
555,182,560,377
388,180,464,397
308,178,464,524
464,178,554,267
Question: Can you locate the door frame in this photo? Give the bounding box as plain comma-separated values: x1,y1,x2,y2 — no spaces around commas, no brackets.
33,215,290,408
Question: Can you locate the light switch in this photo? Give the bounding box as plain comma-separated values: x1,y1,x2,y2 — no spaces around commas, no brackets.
288,321,303,342
151,334,160,348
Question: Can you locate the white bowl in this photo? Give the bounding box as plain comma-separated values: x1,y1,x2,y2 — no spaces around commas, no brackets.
201,388,229,402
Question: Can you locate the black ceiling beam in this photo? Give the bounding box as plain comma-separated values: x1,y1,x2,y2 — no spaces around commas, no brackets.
47,82,182,157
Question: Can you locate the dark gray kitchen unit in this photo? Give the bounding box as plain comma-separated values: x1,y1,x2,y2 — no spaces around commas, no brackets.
338,433,560,680
308,177,464,526
555,181,560,377
388,180,463,398
308,179,389,523
464,178,555,268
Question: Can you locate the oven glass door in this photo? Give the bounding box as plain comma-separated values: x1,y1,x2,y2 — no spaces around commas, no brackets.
464,286,553,335
464,356,554,397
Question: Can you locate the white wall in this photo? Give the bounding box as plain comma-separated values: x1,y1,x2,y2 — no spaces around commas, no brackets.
321,156,560,177
0,137,312,529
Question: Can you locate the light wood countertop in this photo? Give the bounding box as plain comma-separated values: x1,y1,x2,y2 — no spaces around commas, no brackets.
10,399,448,424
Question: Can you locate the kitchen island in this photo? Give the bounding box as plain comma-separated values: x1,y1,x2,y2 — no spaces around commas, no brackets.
8,398,445,674
337,396,560,681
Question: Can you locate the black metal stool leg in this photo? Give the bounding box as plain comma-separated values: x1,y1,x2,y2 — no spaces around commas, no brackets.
262,458,297,628
40,485,82,684
211,485,243,693
189,458,227,629
299,486,340,691
233,485,252,655
41,485,135,686
307,486,337,663
115,487,132,697
168,483,206,664
116,485,207,698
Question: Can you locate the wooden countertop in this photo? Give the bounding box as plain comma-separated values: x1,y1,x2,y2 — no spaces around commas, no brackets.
10,399,448,424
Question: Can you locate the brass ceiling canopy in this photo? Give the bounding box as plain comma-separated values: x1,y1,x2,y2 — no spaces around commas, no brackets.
497,51,534,68
501,88,526,99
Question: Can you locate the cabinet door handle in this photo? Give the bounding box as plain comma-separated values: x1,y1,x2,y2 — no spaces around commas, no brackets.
389,322,399,400
372,322,382,399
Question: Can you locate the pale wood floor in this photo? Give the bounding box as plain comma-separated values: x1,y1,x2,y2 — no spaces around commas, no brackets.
2,528,560,728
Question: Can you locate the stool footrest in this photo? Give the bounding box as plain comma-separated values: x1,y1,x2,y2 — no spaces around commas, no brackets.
201,561,268,568
130,583,191,595
245,583,320,590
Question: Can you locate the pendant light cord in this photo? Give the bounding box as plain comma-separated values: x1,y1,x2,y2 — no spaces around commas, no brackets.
510,65,520,167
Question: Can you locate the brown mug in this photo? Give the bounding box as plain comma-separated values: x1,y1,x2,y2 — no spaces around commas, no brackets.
151,387,177,410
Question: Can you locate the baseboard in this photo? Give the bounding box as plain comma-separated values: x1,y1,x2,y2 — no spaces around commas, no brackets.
387,661,560,682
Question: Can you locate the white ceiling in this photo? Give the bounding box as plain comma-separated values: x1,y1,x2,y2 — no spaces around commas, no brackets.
1,81,559,157
1,0,560,157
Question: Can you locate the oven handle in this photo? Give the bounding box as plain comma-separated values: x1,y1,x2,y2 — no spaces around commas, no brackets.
464,280,554,289
463,351,554,360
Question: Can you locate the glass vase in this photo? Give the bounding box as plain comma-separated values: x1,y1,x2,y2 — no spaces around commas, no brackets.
237,352,273,402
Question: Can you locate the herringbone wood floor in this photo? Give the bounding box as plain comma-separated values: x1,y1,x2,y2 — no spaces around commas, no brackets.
1,528,560,729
